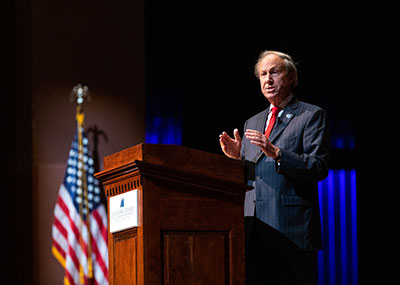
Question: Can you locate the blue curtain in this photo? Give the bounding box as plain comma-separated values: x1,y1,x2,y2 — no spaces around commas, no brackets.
318,169,358,285
145,86,182,145
145,114,182,145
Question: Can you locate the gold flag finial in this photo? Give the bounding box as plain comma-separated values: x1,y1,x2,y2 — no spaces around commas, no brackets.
71,84,90,113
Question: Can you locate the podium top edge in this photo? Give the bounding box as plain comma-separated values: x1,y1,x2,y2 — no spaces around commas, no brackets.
101,143,244,185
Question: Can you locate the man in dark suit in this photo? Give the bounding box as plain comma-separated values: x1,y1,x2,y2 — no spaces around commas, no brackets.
219,50,330,284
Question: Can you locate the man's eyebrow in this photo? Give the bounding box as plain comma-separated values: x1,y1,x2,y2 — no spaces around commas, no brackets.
270,65,284,70
261,65,283,72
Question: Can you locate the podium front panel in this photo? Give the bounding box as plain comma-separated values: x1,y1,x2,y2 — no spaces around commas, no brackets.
113,229,138,284
162,230,228,284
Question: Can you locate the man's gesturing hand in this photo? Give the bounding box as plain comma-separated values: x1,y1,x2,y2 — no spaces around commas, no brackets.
245,129,280,160
219,128,242,159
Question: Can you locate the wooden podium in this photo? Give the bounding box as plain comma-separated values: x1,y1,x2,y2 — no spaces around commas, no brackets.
95,143,246,284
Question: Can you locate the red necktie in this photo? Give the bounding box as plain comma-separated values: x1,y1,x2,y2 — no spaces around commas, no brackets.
265,106,280,138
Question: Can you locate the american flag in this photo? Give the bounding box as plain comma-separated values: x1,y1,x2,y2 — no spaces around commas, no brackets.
52,127,108,284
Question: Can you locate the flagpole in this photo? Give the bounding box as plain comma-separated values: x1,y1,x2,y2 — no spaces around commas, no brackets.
72,84,94,283
52,84,108,284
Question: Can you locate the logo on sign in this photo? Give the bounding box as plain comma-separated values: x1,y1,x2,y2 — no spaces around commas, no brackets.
120,198,124,208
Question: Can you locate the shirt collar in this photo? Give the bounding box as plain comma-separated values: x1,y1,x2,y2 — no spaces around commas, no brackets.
270,93,294,110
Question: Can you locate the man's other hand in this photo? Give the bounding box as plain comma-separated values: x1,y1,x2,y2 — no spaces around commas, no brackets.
219,128,242,159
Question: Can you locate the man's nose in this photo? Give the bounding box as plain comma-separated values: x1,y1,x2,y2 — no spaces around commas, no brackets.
266,73,273,83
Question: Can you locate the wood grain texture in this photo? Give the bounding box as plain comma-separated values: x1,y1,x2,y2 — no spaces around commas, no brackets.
113,229,138,284
162,231,228,285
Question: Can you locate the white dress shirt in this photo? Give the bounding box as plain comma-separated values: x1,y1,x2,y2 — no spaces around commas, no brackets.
265,93,294,131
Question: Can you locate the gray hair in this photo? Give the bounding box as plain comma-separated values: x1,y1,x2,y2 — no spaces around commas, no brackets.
254,50,298,87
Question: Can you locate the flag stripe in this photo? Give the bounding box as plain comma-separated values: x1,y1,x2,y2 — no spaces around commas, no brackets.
92,209,108,244
65,255,79,284
91,233,108,281
53,216,68,240
64,268,74,285
59,185,89,256
54,201,70,230
52,227,68,259
91,208,108,258
68,243,81,277
52,244,66,268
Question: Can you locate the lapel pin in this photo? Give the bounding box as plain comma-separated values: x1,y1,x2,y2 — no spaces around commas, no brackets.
286,113,293,119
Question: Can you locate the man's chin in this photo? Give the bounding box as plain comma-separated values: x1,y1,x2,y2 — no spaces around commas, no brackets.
264,92,278,100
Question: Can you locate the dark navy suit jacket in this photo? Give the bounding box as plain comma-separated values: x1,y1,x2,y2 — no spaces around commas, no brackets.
242,96,330,251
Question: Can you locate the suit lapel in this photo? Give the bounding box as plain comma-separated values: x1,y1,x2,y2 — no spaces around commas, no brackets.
252,109,268,161
256,108,268,133
269,97,299,143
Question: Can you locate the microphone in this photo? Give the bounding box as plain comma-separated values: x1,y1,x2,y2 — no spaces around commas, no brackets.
277,111,283,123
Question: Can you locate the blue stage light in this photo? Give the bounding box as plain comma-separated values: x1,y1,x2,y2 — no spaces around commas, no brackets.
318,170,358,285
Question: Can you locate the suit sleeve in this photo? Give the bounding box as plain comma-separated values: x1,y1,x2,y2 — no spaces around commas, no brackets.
240,119,249,159
276,109,330,181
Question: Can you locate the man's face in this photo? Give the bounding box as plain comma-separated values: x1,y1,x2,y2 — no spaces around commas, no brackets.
258,54,294,106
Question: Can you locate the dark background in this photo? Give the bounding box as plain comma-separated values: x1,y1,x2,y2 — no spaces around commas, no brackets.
148,3,399,282
5,0,399,283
